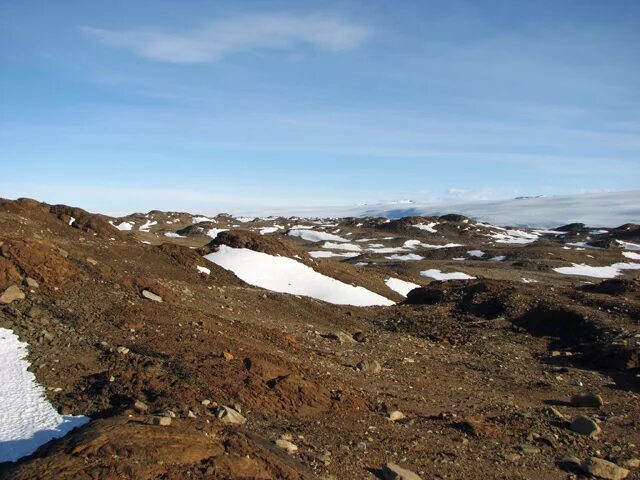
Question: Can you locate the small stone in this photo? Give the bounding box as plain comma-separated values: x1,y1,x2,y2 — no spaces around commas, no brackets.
25,277,39,288
520,444,540,454
387,410,406,422
141,290,163,302
381,462,422,480
222,351,234,361
323,331,355,344
0,285,25,304
275,439,298,454
581,457,629,480
571,392,604,408
201,399,211,406
357,359,382,374
187,410,197,418
116,346,129,354
86,257,98,266
133,400,148,413
352,331,367,343
621,458,639,469
570,415,601,437
148,416,172,426
215,405,246,425
543,406,565,420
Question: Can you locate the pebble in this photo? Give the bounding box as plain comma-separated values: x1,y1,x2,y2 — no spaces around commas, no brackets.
0,285,25,304
116,346,130,354
581,457,629,480
133,400,148,413
621,458,640,469
387,411,406,422
215,405,246,425
571,392,604,408
543,406,565,420
141,290,163,302
570,415,601,437
381,462,422,480
323,331,356,344
25,277,39,288
357,359,382,374
352,331,367,343
148,416,172,426
275,439,299,454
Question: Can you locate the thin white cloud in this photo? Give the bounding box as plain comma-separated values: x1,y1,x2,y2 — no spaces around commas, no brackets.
82,13,372,63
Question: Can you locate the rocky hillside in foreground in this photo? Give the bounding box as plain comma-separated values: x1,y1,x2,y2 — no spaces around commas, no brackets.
0,197,639,480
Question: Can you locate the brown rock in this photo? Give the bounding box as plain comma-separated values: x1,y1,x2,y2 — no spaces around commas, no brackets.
571,392,604,408
381,462,422,480
581,457,629,480
357,359,382,374
141,290,163,302
0,285,25,304
133,400,148,413
215,406,246,425
570,415,601,437
148,416,172,426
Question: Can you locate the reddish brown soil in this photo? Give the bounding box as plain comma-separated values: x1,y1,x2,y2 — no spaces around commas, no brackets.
0,198,638,480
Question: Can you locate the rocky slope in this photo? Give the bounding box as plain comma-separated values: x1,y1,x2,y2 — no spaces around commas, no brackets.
0,197,638,480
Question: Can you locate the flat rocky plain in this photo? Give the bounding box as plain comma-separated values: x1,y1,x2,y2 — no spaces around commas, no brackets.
0,197,638,480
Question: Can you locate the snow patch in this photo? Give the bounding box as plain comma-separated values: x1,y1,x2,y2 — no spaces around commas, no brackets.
289,229,348,243
259,225,283,235
309,251,360,259
554,264,621,279
0,328,89,462
617,240,640,251
412,222,438,233
385,253,424,261
192,216,214,223
420,269,476,281
206,228,228,239
139,220,157,232
204,246,394,306
112,221,133,231
490,229,539,244
385,278,421,297
321,242,361,252
196,265,211,275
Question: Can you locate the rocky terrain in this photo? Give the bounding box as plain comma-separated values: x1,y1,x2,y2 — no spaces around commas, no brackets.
0,197,639,480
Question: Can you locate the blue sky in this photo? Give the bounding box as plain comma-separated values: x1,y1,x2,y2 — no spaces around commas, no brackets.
1,0,638,214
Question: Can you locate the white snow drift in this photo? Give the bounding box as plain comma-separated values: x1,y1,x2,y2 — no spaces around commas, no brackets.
204,246,394,306
309,251,360,259
553,262,640,279
385,278,421,296
0,328,89,462
420,269,476,281
111,221,133,231
288,229,348,243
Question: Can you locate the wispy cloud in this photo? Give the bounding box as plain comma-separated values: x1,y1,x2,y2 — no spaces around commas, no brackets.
82,13,372,63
